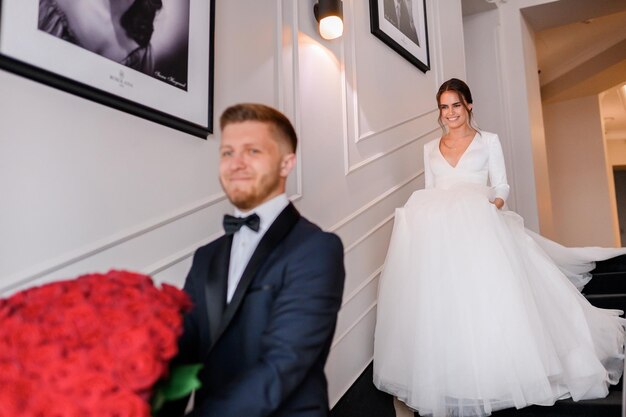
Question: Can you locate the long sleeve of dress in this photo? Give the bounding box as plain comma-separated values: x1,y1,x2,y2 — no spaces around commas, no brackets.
488,134,510,201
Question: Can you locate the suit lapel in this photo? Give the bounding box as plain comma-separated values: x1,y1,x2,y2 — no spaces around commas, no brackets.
204,234,231,344
209,203,301,350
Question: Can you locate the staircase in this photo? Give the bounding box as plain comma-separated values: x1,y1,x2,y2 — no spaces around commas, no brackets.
330,255,626,417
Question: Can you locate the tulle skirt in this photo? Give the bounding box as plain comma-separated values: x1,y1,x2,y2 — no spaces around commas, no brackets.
373,184,626,416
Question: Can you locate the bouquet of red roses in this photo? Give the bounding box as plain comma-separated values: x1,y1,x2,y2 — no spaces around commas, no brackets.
0,270,198,417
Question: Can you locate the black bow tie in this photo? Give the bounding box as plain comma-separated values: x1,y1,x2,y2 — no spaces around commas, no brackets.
223,213,261,235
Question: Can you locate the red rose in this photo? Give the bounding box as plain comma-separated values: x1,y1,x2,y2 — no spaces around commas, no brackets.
0,379,33,416
66,345,114,376
114,348,164,392
160,283,193,312
0,299,9,321
5,321,43,348
100,389,151,417
148,318,179,360
107,270,154,289
0,270,191,416
28,392,82,417
59,371,118,409
154,305,183,332
0,362,20,382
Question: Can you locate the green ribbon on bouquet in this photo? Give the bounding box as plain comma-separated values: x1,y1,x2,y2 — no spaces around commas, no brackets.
151,363,203,413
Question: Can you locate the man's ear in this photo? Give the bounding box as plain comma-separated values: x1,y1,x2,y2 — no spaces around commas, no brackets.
280,153,296,178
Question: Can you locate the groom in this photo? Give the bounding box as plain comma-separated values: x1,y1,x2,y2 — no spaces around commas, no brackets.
165,103,345,417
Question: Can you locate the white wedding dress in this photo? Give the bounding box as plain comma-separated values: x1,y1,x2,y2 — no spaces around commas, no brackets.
373,132,626,417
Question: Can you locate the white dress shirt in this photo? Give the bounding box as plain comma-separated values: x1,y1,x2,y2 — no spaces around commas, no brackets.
226,193,290,303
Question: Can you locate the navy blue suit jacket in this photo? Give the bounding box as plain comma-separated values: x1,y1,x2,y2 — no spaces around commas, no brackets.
168,203,345,417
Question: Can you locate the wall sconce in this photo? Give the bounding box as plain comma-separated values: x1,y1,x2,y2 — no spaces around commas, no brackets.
314,0,343,40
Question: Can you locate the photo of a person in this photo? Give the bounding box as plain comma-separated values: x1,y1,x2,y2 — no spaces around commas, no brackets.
38,0,190,90
383,0,420,46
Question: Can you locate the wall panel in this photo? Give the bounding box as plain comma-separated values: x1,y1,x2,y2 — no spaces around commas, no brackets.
0,0,467,406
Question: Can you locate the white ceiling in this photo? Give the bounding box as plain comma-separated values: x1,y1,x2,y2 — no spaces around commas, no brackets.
534,10,626,87
463,0,626,140
526,0,626,140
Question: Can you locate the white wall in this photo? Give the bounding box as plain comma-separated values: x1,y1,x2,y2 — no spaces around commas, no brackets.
543,95,619,246
0,0,467,406
463,10,509,166
463,0,563,234
520,14,556,239
608,140,626,166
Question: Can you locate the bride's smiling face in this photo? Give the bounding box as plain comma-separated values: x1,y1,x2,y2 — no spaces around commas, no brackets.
438,91,472,130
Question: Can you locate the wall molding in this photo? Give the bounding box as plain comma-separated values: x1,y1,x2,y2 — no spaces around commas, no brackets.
1,192,228,293
343,214,394,254
0,0,311,294
342,266,381,308
330,354,374,408
144,234,217,277
356,107,439,144
277,0,303,201
329,171,422,233
332,301,377,349
347,126,439,174
339,0,352,180
430,0,445,88
338,0,440,175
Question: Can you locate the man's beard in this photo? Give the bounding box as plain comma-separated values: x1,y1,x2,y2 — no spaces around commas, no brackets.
221,171,281,211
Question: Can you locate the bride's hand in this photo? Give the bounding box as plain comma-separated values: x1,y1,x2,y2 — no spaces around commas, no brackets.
491,198,504,209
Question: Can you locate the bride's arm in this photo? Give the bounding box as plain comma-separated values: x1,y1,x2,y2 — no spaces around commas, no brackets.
488,134,509,208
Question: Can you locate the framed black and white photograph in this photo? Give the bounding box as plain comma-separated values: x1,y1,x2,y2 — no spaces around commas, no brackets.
369,0,429,73
0,0,215,138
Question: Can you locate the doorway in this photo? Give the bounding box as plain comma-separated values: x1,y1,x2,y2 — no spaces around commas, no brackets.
613,167,626,247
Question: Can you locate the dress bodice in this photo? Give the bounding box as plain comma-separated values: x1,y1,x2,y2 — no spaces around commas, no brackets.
423,131,510,201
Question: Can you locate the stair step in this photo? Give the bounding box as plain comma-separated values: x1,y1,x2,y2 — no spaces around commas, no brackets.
592,255,626,274
585,293,626,311
491,391,622,417
584,272,626,295
331,363,623,417
331,260,626,417
330,363,395,417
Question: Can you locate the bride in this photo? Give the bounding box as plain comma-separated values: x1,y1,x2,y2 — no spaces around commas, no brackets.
373,78,626,416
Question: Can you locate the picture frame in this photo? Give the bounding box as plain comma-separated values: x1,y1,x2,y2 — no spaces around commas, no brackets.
0,0,215,138
369,0,430,73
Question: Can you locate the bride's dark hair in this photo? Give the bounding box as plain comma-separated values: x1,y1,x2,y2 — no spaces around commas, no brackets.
436,78,479,133
120,0,163,48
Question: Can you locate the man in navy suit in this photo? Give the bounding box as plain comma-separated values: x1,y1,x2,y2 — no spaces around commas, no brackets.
164,103,345,417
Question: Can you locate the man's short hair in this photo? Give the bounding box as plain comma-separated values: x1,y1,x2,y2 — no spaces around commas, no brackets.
220,103,298,153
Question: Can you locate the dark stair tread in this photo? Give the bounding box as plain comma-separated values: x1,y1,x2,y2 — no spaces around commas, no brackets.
491,391,622,417
592,255,626,274
585,293,626,311
584,272,626,295
586,293,626,299
330,363,395,417
331,362,623,417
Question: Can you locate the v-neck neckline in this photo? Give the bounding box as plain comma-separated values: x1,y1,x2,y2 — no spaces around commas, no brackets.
438,132,477,169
